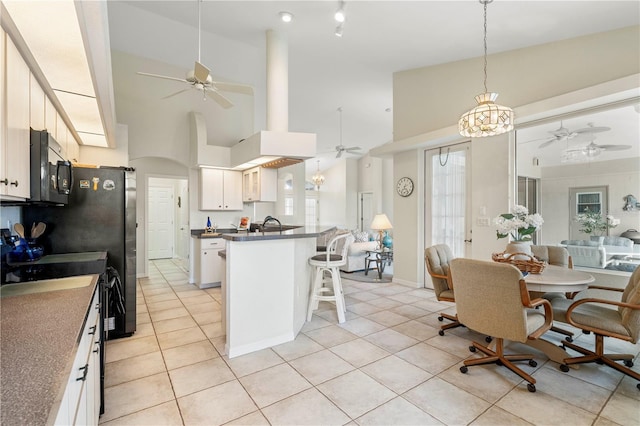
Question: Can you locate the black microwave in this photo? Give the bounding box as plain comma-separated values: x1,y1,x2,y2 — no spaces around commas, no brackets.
30,129,72,205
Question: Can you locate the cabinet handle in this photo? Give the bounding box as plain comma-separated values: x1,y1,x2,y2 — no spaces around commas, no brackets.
88,325,97,335
9,180,18,187
76,364,89,381
93,341,100,353
0,178,7,185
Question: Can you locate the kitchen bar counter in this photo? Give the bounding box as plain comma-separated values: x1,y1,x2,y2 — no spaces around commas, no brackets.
0,275,99,425
223,226,334,357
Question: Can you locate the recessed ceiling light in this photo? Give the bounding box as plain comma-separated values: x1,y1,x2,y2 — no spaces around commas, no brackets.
279,11,293,23
334,1,346,23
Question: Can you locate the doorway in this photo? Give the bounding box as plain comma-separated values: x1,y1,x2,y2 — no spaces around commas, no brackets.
569,185,609,240
359,192,373,231
424,143,472,259
147,177,189,266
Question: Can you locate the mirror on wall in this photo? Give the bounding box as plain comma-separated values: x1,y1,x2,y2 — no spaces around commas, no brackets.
515,103,640,272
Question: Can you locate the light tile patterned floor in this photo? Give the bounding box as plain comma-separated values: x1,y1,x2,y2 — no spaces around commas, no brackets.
99,259,640,425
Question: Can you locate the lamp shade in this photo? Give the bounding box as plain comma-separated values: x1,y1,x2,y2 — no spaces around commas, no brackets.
371,214,392,231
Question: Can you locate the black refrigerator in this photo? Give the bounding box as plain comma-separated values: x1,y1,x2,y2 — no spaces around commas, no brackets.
23,166,137,338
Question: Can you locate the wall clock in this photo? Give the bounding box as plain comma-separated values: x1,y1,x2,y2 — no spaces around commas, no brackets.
396,177,414,197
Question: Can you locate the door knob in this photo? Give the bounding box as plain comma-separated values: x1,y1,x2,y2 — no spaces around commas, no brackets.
464,239,472,243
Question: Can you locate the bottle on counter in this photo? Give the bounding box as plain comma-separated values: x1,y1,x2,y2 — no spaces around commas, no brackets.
206,216,213,233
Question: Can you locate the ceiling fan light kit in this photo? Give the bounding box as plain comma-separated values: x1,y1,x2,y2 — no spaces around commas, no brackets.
459,0,514,138
136,0,254,108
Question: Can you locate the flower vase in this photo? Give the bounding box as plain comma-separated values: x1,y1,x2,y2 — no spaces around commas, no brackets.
505,241,532,260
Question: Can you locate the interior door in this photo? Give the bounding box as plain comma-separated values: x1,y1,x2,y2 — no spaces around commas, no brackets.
148,185,174,259
176,179,190,269
569,185,609,240
424,143,472,260
359,192,374,231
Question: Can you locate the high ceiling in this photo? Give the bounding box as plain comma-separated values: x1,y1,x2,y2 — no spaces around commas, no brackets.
107,1,640,172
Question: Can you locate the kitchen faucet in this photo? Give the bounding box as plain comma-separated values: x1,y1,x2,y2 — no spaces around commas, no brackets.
262,216,282,233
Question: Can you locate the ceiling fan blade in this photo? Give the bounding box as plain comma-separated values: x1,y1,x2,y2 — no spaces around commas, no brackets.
597,144,632,151
538,138,557,148
213,81,254,95
137,71,187,84
574,126,611,134
160,88,191,100
206,90,234,109
345,146,361,152
194,61,210,83
336,150,343,158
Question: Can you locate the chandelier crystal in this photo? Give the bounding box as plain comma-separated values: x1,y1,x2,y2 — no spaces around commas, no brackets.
459,0,513,138
312,160,325,189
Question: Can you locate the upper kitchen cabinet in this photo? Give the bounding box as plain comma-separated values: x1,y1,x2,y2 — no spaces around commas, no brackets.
199,168,243,211
243,167,276,203
44,96,56,137
1,33,30,199
29,73,45,131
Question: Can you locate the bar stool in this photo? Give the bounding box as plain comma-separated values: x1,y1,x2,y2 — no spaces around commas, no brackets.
307,232,354,324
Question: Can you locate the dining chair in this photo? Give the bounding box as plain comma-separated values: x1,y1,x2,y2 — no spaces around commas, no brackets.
450,258,553,393
550,266,640,390
531,245,576,341
424,244,461,336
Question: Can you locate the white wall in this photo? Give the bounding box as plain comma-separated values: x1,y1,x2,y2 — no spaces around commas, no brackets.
318,158,358,229
392,26,640,287
80,123,129,167
539,158,640,244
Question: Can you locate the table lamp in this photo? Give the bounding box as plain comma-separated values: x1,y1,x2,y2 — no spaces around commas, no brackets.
371,214,393,250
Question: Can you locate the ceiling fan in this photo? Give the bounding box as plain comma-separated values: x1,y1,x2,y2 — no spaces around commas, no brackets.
528,121,610,148
333,107,361,158
136,0,253,108
563,139,632,159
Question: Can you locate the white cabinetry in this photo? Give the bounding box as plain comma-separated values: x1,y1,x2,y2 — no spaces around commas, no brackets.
1,33,30,199
242,167,276,202
54,289,101,425
30,73,46,130
193,238,225,289
199,168,243,210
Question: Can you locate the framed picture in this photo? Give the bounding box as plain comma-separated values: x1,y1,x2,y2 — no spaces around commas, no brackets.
238,216,250,231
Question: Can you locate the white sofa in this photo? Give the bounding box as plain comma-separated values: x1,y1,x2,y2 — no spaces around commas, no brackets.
316,228,378,272
342,240,379,272
560,240,608,268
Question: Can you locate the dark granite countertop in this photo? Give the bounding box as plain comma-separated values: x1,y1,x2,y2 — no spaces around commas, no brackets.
0,275,99,425
222,225,334,242
191,228,236,239
7,251,107,266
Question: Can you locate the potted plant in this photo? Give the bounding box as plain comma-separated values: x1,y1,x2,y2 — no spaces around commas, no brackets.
494,205,544,258
575,208,620,243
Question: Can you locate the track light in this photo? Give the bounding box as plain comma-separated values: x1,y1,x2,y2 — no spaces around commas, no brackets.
334,1,345,22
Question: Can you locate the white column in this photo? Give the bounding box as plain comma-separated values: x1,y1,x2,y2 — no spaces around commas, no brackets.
266,29,288,132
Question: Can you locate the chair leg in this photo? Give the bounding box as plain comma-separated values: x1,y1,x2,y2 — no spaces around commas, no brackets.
307,267,324,321
437,312,463,335
331,267,346,323
461,338,537,391
561,335,640,383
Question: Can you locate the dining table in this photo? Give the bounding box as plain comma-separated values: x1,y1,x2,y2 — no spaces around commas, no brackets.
522,265,595,366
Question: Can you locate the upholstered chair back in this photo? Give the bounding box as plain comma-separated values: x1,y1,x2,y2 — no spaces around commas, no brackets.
531,245,572,268
451,259,537,343
425,245,455,300
621,266,640,343
603,236,634,248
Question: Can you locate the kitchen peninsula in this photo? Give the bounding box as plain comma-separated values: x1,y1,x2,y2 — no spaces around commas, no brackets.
219,226,334,358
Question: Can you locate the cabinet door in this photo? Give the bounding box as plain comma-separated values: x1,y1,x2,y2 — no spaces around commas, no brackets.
201,248,223,285
242,170,252,202
223,170,243,210
199,168,224,210
4,36,30,198
30,73,45,130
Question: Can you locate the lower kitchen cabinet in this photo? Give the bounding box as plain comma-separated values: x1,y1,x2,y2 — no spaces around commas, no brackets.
54,288,101,425
193,238,225,289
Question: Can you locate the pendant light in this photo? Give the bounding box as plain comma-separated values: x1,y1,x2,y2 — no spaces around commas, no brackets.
312,160,325,189
458,0,514,138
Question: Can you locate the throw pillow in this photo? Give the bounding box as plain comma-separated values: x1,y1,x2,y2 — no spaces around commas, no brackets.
351,229,369,243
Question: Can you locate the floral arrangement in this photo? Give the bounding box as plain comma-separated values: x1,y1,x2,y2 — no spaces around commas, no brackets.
575,208,620,236
494,205,544,242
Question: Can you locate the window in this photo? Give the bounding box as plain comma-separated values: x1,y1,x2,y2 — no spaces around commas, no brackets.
284,197,294,216
576,191,602,214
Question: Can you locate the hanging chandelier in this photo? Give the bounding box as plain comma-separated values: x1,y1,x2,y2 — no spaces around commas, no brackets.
312,160,325,189
459,0,514,138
